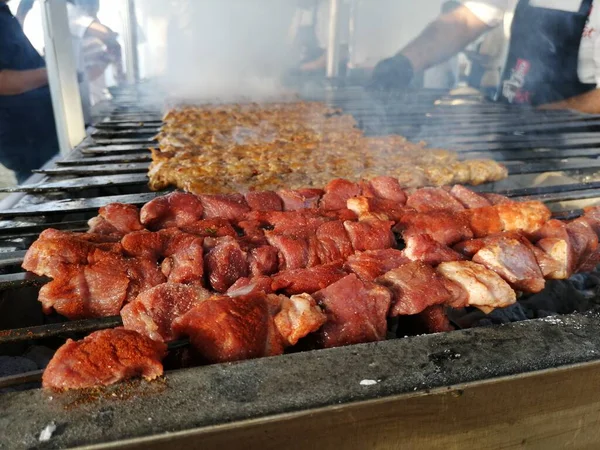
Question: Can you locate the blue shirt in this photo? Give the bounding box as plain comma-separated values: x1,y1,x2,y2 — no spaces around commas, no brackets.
0,3,57,149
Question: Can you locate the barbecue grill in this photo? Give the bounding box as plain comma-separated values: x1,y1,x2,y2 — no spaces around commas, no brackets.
3,85,600,449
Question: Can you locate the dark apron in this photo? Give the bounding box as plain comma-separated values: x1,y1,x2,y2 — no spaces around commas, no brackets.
498,0,595,105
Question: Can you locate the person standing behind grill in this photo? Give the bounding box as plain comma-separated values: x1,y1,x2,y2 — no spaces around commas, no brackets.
369,0,600,114
288,0,350,75
0,0,58,183
20,0,123,122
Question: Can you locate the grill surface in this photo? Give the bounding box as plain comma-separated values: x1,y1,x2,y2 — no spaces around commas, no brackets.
3,86,600,448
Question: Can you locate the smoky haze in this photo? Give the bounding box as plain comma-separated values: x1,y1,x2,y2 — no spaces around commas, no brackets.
140,0,299,101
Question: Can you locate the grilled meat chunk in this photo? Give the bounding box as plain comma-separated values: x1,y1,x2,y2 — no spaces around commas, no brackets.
396,211,473,246
320,179,362,211
449,185,492,209
244,191,283,212
360,176,407,204
278,188,324,211
377,262,461,316
403,233,466,266
406,187,465,213
88,203,144,236
140,191,204,230
314,274,391,348
271,262,348,295
471,235,545,293
274,293,327,346
315,221,355,264
205,237,249,292
42,328,166,391
226,276,274,297
343,219,395,252
347,196,410,221
199,193,250,220
437,261,517,313
496,201,551,235
344,249,410,282
121,283,212,342
172,294,284,363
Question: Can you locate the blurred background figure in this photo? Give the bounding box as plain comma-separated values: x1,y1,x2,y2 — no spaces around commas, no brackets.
288,0,350,76
20,0,124,122
67,0,125,112
423,1,462,89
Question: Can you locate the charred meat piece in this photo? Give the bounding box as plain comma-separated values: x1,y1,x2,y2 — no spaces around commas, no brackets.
344,249,410,282
314,274,391,348
320,179,362,211
278,188,324,211
42,328,166,391
204,237,249,292
244,191,283,212
172,294,284,364
140,191,204,230
344,219,395,252
437,261,516,314
377,262,459,316
121,283,212,342
406,187,465,213
199,193,250,220
274,293,327,346
271,262,348,295
88,203,144,236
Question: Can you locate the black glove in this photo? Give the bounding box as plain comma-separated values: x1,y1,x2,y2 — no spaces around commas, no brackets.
368,54,414,91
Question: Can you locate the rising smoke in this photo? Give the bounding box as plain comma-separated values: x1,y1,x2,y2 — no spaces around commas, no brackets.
139,0,299,101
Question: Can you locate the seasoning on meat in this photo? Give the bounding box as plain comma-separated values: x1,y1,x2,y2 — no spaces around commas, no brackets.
121,283,212,342
42,328,167,391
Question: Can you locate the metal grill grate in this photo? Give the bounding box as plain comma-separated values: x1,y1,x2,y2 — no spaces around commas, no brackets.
2,87,600,388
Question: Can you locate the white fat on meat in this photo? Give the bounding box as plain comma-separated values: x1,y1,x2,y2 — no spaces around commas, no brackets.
536,239,570,279
496,201,551,235
274,294,326,346
437,261,516,314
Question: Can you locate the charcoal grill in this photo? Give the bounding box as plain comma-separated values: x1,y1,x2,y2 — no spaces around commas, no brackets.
3,86,600,449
